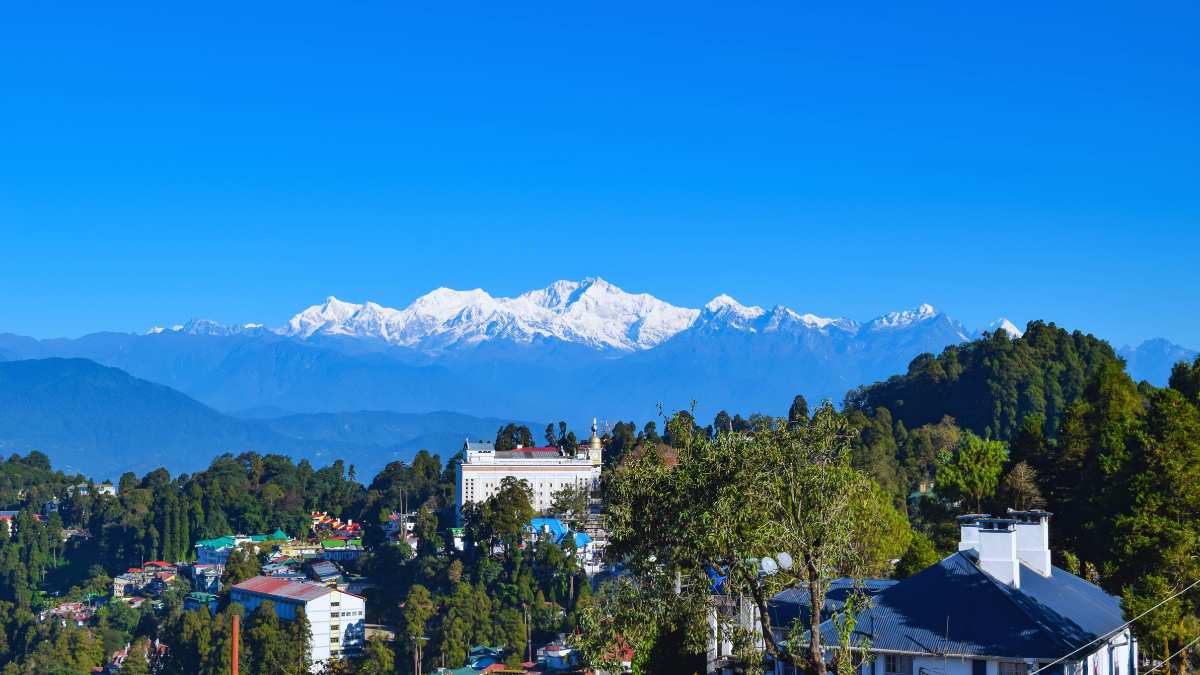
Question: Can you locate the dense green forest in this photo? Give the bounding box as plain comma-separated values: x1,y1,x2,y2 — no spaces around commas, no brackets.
0,323,1197,673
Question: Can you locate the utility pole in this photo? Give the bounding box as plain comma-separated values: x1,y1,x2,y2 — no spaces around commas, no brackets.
523,602,531,664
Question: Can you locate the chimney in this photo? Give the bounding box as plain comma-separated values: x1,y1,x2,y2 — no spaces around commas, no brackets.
232,613,240,675
1009,509,1053,577
977,518,1020,588
957,513,989,552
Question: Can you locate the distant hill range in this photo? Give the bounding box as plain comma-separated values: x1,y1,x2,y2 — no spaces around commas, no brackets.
0,278,1030,423
0,278,1193,476
1119,338,1199,385
0,358,530,479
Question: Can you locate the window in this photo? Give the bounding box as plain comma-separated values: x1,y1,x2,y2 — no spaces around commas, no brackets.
1000,663,1027,675
330,637,339,643
885,655,914,675
331,601,340,607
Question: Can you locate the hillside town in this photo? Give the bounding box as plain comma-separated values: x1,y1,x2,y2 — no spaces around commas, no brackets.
9,385,1167,675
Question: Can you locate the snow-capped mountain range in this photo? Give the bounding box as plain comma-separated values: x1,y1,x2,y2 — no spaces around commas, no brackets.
4,276,1192,451
150,277,1020,352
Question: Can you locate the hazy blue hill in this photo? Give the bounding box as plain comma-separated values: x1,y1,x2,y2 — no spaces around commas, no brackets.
0,358,533,479
0,357,297,477
1119,338,1199,386
260,410,537,448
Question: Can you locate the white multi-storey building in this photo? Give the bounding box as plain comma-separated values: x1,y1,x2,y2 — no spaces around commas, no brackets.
231,576,366,671
456,419,604,523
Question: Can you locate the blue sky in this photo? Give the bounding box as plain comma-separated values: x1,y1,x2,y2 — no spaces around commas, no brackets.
1,2,1197,347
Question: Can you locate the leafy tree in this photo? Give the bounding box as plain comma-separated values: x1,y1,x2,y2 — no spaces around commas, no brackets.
548,483,589,528
121,638,152,675
223,545,263,588
937,433,1006,512
413,506,440,558
494,424,534,452
603,421,637,469
787,394,809,427
359,634,396,674
401,584,434,643
585,403,910,674
640,421,660,445
895,531,941,579
463,477,533,556
1168,355,1200,405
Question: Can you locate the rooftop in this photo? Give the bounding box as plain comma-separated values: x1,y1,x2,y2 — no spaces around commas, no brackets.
496,445,567,459
232,576,336,603
800,551,1125,659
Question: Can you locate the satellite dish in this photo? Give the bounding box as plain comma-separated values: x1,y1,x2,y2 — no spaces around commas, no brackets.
760,556,779,575
775,552,794,570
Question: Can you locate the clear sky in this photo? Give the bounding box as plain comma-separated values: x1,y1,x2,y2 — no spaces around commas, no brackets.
1,2,1197,348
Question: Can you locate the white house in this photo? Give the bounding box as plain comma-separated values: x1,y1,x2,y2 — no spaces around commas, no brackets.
231,576,366,671
761,510,1136,675
455,420,604,523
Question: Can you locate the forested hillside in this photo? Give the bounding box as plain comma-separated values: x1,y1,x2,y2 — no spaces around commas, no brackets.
846,321,1122,440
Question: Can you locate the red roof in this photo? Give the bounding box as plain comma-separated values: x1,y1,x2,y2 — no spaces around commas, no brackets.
144,561,172,568
232,576,333,602
232,575,365,603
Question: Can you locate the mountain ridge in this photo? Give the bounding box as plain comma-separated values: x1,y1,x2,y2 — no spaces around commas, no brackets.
1,279,1192,425
147,278,1011,354
0,357,536,479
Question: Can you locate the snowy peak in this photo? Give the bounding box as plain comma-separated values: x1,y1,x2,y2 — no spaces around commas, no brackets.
701,295,766,328
987,318,1023,339
156,284,1024,354
279,278,698,352
146,319,261,337
696,296,855,335
867,303,939,331
286,296,365,338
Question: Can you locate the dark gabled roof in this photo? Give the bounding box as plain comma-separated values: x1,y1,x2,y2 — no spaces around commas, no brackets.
809,552,1125,659
770,579,897,630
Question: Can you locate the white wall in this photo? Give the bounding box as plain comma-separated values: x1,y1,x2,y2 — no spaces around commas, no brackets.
456,460,600,523
230,588,365,672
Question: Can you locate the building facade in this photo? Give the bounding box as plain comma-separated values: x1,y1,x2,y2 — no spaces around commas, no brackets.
455,419,604,523
231,576,366,671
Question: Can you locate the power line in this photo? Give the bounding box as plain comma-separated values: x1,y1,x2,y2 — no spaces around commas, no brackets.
1029,577,1200,675
1141,634,1200,675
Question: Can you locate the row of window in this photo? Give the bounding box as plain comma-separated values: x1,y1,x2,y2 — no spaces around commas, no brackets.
884,656,1031,675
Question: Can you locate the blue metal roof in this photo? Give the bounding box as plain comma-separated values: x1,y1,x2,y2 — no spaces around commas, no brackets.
528,517,569,540
770,578,897,629
801,552,1125,659
527,517,590,548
